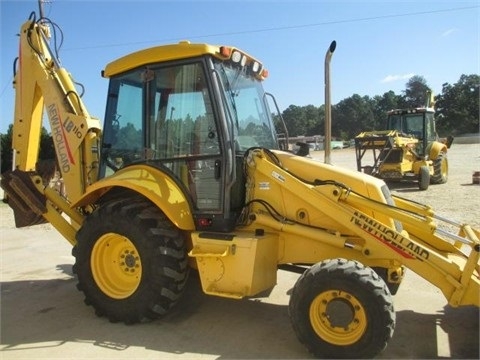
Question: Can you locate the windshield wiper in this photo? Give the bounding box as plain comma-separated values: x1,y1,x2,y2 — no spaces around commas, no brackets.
219,66,240,129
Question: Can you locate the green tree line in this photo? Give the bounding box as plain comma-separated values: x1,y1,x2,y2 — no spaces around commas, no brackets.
279,74,479,139
1,73,478,174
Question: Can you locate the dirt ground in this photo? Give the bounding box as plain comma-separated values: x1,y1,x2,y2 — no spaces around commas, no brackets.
0,143,479,359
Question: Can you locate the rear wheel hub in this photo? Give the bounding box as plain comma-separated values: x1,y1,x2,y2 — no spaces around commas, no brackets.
91,233,142,299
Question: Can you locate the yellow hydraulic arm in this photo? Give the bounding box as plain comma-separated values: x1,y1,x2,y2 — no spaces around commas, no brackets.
12,13,101,203
1,13,102,243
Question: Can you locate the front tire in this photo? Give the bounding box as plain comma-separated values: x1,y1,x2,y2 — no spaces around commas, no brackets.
73,195,189,324
289,258,395,359
418,165,430,190
431,152,448,184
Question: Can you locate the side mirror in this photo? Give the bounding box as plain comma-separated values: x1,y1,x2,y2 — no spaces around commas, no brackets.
444,135,454,149
295,142,310,157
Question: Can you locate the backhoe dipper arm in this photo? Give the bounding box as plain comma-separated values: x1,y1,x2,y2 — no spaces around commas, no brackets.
12,14,101,203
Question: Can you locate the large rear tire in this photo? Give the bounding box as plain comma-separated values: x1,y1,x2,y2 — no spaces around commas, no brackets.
431,152,448,184
289,258,395,359
73,196,189,324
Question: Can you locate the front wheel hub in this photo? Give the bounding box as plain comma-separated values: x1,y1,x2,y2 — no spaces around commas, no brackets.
310,290,367,346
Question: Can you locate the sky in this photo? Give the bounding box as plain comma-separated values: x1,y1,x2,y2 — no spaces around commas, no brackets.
0,0,479,134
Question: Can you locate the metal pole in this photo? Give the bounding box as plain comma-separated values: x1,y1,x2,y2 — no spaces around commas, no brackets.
324,40,336,164
38,0,45,18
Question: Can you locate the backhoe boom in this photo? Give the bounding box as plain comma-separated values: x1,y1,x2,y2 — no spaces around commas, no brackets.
11,14,101,203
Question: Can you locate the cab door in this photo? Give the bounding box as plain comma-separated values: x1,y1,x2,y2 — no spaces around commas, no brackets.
102,60,236,231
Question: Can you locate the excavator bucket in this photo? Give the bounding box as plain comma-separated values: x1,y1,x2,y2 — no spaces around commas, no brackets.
1,170,47,227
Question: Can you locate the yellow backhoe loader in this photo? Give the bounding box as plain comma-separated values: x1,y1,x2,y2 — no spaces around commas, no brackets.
1,5,478,359
355,94,452,191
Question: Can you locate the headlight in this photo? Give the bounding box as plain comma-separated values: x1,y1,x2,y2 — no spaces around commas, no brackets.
231,50,242,63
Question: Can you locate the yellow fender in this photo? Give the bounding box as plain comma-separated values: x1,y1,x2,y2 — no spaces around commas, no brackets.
427,141,447,160
72,165,195,230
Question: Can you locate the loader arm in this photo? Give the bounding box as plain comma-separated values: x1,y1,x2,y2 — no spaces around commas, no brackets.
244,148,479,307
11,14,101,203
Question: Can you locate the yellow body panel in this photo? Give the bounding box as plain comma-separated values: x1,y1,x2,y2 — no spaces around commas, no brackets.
248,150,398,235
189,231,278,298
73,165,195,230
428,140,448,160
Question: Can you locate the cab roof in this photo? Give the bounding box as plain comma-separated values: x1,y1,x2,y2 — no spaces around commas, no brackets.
103,41,231,77
387,107,435,115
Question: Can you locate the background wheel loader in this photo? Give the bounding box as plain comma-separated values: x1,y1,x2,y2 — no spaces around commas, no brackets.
1,4,479,359
355,96,453,190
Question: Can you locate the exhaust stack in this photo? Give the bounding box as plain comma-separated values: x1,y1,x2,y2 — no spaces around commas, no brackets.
324,40,336,164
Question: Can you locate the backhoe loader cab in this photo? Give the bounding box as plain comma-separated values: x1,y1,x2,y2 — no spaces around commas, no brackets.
1,8,479,360
99,42,278,232
386,107,437,156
